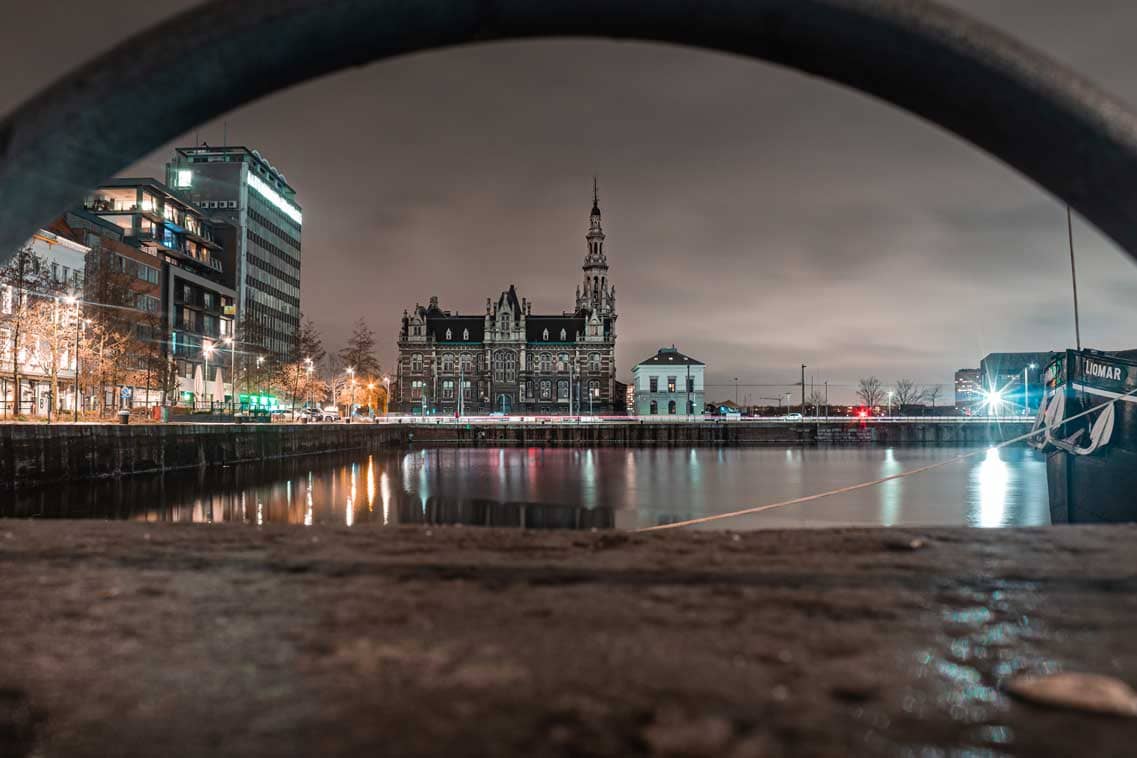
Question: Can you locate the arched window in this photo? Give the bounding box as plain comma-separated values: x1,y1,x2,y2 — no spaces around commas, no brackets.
411,354,423,373
560,328,567,341
542,328,549,341
557,353,569,373
462,328,469,341
460,354,473,372
650,400,658,415
539,353,552,373
441,354,455,373
445,329,452,340
668,400,677,415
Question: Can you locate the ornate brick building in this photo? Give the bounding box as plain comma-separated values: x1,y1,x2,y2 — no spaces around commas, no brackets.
394,186,617,415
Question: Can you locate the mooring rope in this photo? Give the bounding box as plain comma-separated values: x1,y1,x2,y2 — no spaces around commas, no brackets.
637,386,1137,532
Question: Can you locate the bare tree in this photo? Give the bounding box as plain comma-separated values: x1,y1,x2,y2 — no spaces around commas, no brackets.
857,376,885,408
894,379,923,408
338,317,382,377
923,384,943,409
0,246,54,416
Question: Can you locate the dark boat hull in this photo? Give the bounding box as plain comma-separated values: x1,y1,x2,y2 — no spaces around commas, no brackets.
1045,349,1137,524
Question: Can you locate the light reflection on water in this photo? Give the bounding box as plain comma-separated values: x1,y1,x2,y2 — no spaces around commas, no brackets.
1,446,1050,530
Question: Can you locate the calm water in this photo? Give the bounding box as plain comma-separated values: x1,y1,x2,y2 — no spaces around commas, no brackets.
2,446,1050,529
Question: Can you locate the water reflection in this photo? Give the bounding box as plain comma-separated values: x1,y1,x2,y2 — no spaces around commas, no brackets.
0,446,1050,530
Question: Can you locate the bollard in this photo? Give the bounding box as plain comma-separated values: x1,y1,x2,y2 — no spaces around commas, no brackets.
118,409,130,425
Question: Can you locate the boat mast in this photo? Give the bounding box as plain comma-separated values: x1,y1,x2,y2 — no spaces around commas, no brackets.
1067,205,1082,351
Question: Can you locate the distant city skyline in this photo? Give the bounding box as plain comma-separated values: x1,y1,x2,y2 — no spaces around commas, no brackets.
4,1,1137,402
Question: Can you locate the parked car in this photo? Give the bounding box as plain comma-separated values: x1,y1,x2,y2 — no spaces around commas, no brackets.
299,407,340,422
783,412,804,421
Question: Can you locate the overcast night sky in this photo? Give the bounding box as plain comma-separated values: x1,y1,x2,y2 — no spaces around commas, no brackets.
3,1,1137,402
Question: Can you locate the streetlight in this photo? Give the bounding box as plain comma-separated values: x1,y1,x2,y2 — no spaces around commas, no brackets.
1024,363,1038,415
887,390,894,417
64,294,80,422
346,367,355,422
203,342,216,411
383,375,390,416
224,336,237,413
303,357,314,414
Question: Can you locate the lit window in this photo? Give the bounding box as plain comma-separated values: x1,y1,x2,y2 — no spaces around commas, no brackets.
175,169,193,188
542,329,549,341
445,329,452,340
560,328,567,341
463,328,469,341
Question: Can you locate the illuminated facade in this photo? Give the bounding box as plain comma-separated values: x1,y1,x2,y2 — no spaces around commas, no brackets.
632,347,705,416
83,179,236,404
166,146,302,362
393,187,618,415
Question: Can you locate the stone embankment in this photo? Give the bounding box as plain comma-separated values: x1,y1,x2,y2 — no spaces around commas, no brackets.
1,522,1135,756
0,420,1030,489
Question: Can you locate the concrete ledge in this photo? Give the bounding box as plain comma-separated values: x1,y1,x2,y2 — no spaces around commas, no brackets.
1,522,1135,756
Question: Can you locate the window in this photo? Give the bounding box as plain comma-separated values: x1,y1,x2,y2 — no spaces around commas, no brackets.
560,328,567,341
668,400,677,415
493,351,517,382
557,353,569,373
462,379,473,400
542,328,549,341
590,353,601,372
445,329,452,340
521,381,530,400
590,324,599,336
687,376,695,393
557,380,569,401
411,354,423,373
462,328,469,341
460,354,473,372
589,380,599,398
411,379,425,400
649,376,658,393
650,400,658,415
667,376,677,393
442,380,455,400
688,400,696,415
540,380,552,400
539,353,552,373
441,354,455,373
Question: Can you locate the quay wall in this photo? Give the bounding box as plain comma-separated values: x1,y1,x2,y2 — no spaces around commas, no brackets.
406,420,1029,448
0,420,1030,488
0,423,404,490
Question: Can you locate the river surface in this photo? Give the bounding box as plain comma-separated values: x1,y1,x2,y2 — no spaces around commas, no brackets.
2,446,1051,529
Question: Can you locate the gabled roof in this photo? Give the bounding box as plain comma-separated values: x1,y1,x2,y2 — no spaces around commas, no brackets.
636,347,704,366
526,316,585,343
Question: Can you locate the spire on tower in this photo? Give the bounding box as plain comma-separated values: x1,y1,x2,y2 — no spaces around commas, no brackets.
591,176,600,216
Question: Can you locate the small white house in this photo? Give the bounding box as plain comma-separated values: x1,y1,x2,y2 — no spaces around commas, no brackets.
632,346,705,416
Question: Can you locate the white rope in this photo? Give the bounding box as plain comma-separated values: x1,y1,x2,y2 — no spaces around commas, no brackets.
638,385,1137,532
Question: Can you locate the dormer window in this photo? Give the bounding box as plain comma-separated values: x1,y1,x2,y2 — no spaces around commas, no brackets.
445,329,452,340
542,329,549,341
462,328,469,341
560,328,567,341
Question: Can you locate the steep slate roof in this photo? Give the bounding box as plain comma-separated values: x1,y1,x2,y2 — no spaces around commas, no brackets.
429,317,485,343
637,347,704,367
526,316,585,343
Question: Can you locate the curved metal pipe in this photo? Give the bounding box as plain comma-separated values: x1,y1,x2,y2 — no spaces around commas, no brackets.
2,0,1137,261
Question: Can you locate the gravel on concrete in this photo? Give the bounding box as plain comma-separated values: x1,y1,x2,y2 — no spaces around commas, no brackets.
1,521,1136,757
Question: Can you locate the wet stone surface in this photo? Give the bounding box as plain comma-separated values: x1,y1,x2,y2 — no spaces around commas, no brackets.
1,522,1136,756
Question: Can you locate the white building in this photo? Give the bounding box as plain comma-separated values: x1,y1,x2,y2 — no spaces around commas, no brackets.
0,230,87,416
632,347,705,416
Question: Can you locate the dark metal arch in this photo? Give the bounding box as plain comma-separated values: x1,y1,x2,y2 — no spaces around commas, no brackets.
3,0,1137,262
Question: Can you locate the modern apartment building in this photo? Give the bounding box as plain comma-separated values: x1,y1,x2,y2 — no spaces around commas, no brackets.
166,146,302,362
83,179,236,405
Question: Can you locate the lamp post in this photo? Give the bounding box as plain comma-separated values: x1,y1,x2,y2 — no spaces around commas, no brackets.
303,357,313,413
65,295,80,422
887,390,894,417
203,343,215,411
1024,363,1038,415
224,336,237,413
383,375,390,416
346,367,355,422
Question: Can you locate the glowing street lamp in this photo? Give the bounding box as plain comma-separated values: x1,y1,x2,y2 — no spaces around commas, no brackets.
203,343,216,409
383,375,390,416
887,390,894,416
64,294,80,421
346,367,355,421
1024,363,1038,415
